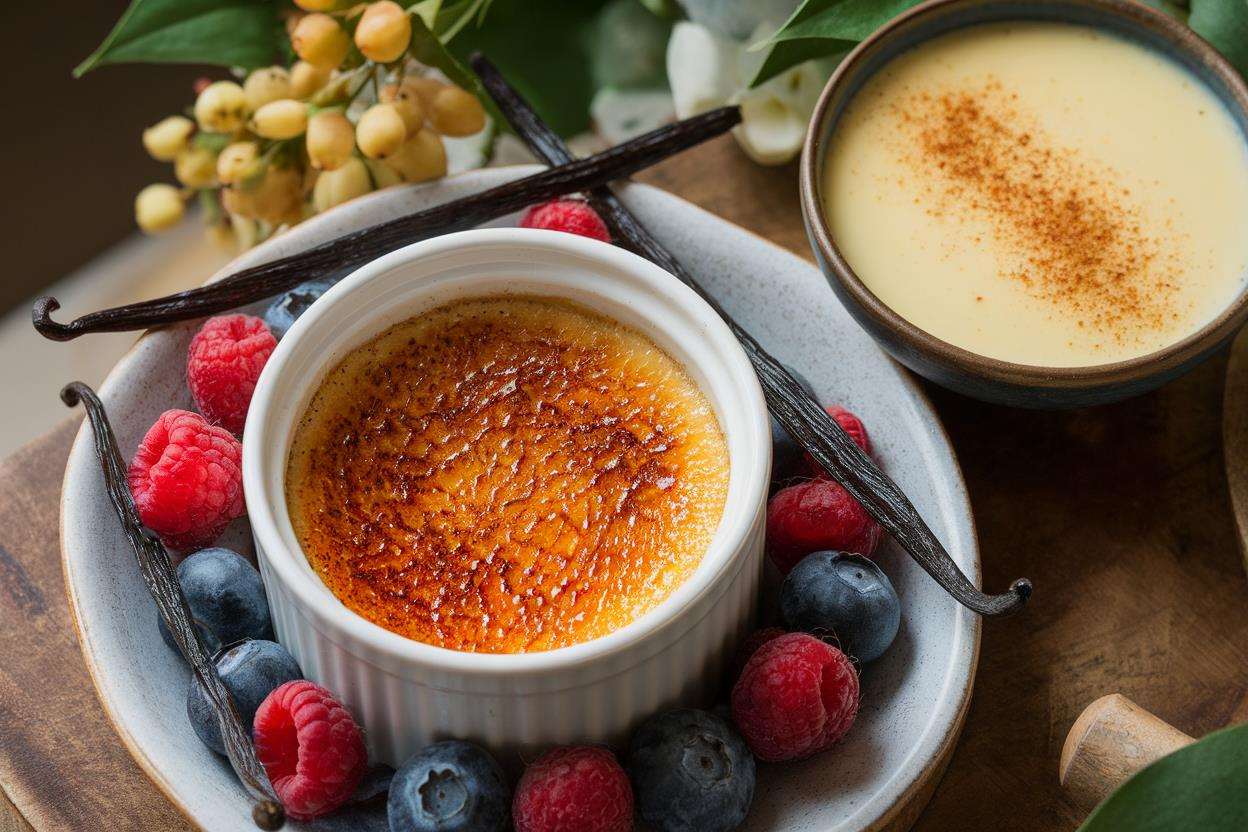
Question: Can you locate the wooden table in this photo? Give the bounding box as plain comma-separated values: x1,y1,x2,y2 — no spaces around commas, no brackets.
4,136,1247,831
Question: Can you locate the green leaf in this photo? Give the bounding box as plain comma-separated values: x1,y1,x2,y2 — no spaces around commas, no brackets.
193,131,233,153
197,188,222,224
750,36,856,88
766,0,925,42
433,0,497,41
749,0,924,86
1136,0,1192,22
75,0,280,77
447,0,612,136
1190,0,1248,80
749,0,1245,87
1078,722,1248,832
407,11,506,127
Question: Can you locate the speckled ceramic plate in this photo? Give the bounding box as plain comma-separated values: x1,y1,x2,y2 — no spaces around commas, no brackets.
61,166,980,832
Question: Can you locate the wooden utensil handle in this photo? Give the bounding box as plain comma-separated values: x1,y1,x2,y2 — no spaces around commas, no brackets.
1059,693,1194,811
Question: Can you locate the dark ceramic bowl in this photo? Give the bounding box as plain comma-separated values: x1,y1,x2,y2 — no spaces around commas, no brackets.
800,0,1248,408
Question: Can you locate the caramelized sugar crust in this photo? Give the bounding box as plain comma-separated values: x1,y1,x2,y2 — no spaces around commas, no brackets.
286,297,729,653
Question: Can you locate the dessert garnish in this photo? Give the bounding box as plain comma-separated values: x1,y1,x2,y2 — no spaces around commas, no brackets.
766,478,882,574
519,198,612,242
780,551,901,663
127,408,245,549
731,632,859,762
629,709,756,832
769,364,818,480
252,680,368,821
263,277,341,340
59,382,285,829
388,740,510,832
157,548,272,655
186,314,277,435
470,53,1031,617
31,106,740,342
513,746,634,832
187,639,301,757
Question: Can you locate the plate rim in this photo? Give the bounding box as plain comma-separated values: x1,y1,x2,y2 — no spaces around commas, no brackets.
60,165,982,832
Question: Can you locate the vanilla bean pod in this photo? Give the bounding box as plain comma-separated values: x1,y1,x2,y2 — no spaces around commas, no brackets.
471,54,1030,617
33,106,740,341
61,382,285,830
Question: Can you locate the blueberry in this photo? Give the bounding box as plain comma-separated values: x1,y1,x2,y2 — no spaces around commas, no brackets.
780,551,901,662
770,365,817,482
629,709,755,832
303,765,395,831
158,547,272,655
304,800,389,831
264,277,338,340
388,740,510,832
186,639,302,755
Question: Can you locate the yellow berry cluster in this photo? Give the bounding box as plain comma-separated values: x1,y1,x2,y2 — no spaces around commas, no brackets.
134,0,487,249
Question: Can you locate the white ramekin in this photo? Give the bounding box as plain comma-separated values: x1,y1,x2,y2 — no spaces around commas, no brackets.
243,228,770,765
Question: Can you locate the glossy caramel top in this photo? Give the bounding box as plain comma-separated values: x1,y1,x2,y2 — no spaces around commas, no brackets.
285,297,729,653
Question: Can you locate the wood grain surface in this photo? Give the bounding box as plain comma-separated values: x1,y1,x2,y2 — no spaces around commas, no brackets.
3,135,1247,830
0,420,193,832
1222,326,1248,571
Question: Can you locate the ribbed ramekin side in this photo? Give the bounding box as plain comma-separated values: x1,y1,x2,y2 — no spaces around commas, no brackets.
259,506,764,766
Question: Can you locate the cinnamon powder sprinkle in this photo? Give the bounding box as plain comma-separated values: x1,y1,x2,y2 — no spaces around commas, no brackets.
891,79,1185,344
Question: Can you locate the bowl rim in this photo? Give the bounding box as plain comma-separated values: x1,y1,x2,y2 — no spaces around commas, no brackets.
241,226,772,677
799,0,1248,390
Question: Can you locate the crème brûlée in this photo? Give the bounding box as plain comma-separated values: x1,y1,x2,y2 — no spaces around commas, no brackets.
285,297,729,653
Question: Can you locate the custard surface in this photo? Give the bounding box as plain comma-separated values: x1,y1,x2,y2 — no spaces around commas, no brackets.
286,297,729,653
824,22,1248,366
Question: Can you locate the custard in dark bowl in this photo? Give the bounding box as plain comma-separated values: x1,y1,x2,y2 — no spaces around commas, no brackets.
801,0,1248,407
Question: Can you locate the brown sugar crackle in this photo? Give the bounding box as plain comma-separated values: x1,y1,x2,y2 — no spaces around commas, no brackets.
287,298,729,653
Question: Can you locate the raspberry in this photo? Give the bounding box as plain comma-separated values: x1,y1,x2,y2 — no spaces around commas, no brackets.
187,314,277,434
731,626,786,680
514,746,633,832
253,680,367,821
805,405,871,477
128,409,245,550
730,632,859,762
766,479,881,575
520,199,611,242
827,405,870,452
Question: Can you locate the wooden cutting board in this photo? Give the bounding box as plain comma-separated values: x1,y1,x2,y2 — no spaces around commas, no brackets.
0,419,194,832
4,136,1248,831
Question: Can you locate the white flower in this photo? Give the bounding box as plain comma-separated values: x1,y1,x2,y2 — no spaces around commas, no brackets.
667,22,741,118
667,20,837,165
590,87,677,145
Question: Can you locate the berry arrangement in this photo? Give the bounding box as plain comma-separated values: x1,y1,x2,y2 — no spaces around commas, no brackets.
135,199,905,829
134,0,487,251
519,199,612,243
128,411,245,550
